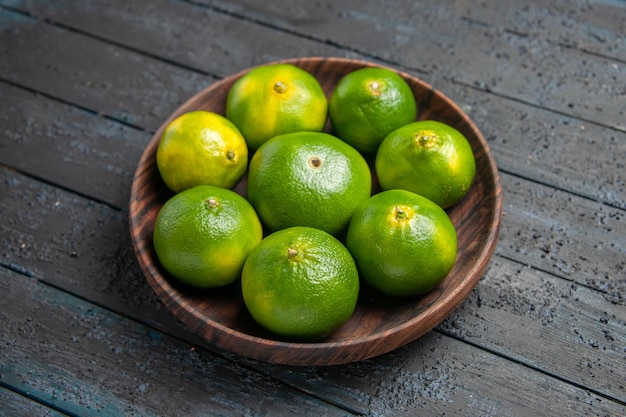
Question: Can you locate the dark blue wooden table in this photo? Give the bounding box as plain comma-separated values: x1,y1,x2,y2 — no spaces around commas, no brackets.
1,1,624,415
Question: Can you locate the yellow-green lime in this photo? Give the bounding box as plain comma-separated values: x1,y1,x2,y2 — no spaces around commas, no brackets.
247,131,372,237
346,189,457,296
156,111,248,193
153,185,263,289
376,120,476,208
226,63,328,152
241,226,359,341
329,67,417,154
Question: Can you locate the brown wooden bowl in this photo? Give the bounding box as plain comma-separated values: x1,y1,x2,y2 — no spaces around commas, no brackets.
129,57,502,366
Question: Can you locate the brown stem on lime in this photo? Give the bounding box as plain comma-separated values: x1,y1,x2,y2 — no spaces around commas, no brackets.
226,150,236,161
205,198,220,210
308,156,322,169
274,81,287,94
287,248,298,259
395,206,408,221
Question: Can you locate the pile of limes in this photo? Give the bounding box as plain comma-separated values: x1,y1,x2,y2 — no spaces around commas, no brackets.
153,63,476,341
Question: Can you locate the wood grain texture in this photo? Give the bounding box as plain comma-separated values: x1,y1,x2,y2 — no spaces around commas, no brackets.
2,158,624,410
0,268,354,417
440,256,626,403
0,0,343,76
0,7,212,132
0,388,68,417
260,334,626,416
0,82,149,208
0,166,195,338
195,0,626,131
1,0,625,414
3,265,624,416
449,0,626,61
3,0,623,212
497,172,625,301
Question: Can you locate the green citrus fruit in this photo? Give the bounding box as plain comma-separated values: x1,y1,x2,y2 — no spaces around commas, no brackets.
376,120,476,208
241,226,359,341
247,131,371,236
153,185,263,289
226,63,328,152
346,189,457,296
329,67,417,154
156,111,248,193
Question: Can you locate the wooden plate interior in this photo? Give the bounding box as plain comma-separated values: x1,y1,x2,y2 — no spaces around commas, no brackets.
129,57,502,366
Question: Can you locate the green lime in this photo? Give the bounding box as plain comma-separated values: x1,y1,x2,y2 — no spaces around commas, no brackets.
241,227,359,341
376,120,476,208
247,131,371,237
329,67,417,154
153,185,263,288
156,111,248,193
226,63,328,152
346,189,457,296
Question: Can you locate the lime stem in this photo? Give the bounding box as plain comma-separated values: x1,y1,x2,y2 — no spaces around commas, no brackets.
205,198,220,210
309,156,322,169
395,206,408,221
226,150,236,160
287,248,298,259
368,80,382,97
415,130,437,148
274,81,287,94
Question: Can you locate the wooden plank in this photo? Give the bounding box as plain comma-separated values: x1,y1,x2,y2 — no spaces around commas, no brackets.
0,387,68,417
0,166,196,340
0,268,355,416
247,332,626,416
437,78,626,210
497,172,626,302
192,0,626,131
0,0,342,77
0,1,623,415
449,0,626,61
0,8,213,132
3,267,625,416
1,161,624,412
0,3,620,412
3,119,622,301
0,1,623,212
439,256,626,403
0,82,150,208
